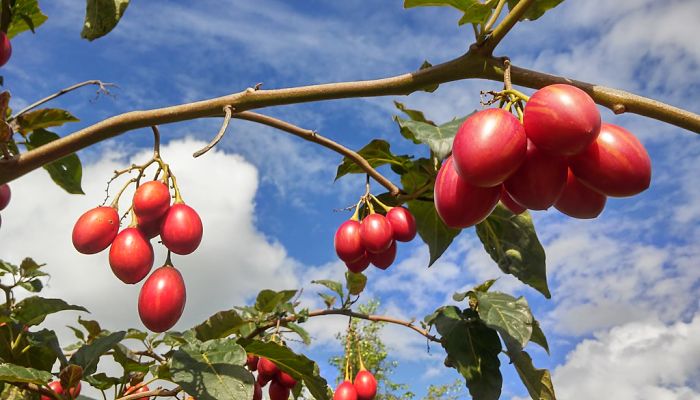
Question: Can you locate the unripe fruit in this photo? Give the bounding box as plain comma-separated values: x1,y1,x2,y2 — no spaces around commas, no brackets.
124,384,150,400
138,266,186,332
0,184,10,210
504,140,567,210
0,32,11,67
41,381,81,400
452,108,527,187
109,228,154,284
137,215,163,239
253,381,262,400
334,220,364,262
258,357,280,378
569,123,651,197
523,84,601,156
133,180,171,221
354,370,378,400
434,157,501,228
346,252,370,273
72,206,120,254
276,370,297,389
554,169,607,219
160,203,203,255
386,207,416,242
333,381,358,400
360,214,393,254
369,240,396,270
500,187,526,215
269,380,290,400
246,354,259,371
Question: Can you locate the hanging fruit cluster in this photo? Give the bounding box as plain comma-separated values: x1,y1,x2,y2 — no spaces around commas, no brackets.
0,183,10,229
71,129,203,332
333,334,378,400
435,83,652,227
246,354,298,400
334,193,417,273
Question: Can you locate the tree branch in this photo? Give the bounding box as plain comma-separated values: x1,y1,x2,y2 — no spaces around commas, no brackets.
116,386,181,400
11,80,116,120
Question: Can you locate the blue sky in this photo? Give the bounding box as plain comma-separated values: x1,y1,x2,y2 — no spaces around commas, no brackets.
1,1,700,399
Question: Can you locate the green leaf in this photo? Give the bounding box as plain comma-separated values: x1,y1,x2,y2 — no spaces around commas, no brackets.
112,344,150,374
78,317,103,342
170,339,254,400
394,115,469,160
318,293,336,309
407,199,460,267
255,289,297,313
193,309,245,341
81,0,131,41
312,280,344,302
345,271,367,296
476,204,550,298
0,363,52,384
26,329,61,371
26,129,84,194
393,101,435,125
85,373,121,391
506,0,564,21
530,320,549,354
15,109,79,134
286,323,311,345
18,279,42,293
427,307,502,399
7,0,48,39
239,339,331,400
0,260,18,275
335,139,413,180
475,291,533,349
504,337,556,400
403,0,494,25
13,297,88,326
124,328,148,341
19,258,42,274
69,331,126,375
418,60,439,92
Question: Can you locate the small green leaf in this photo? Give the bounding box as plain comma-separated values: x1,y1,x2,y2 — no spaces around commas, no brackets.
0,260,18,275
26,129,84,194
69,331,126,375
530,320,549,354
193,309,245,341
318,293,336,309
254,290,297,313
407,199,460,267
124,328,148,341
7,0,48,39
312,280,344,302
394,115,470,160
504,337,557,400
506,0,564,21
476,204,550,298
13,297,88,326
404,0,495,25
475,291,533,348
81,0,131,41
393,101,435,125
111,344,151,374
286,323,311,345
15,108,79,134
418,60,440,92
77,317,103,342
335,139,413,180
19,258,42,274
18,279,42,293
85,373,121,391
0,363,52,384
345,271,367,296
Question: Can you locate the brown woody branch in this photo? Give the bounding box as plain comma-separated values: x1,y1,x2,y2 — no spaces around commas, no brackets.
116,386,181,400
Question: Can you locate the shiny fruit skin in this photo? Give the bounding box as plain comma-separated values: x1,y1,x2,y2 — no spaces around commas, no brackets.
124,384,150,400
160,203,203,255
41,381,81,400
333,381,358,400
354,370,378,400
346,252,370,273
257,372,272,387
0,32,11,67
0,184,10,210
369,241,396,270
434,157,501,228
523,84,601,156
276,370,297,389
269,381,290,400
138,266,186,332
554,169,607,219
386,207,416,242
109,228,154,284
72,206,120,254
334,220,364,262
504,140,567,210
360,214,393,254
500,186,526,215
258,357,280,378
246,354,259,371
253,381,263,400
452,108,527,187
133,181,171,221
137,215,162,239
569,123,652,197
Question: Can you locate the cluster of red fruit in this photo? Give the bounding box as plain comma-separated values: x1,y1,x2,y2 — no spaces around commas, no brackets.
334,198,417,273
246,354,298,400
0,183,10,228
435,84,652,227
40,381,81,400
333,368,377,400
72,179,203,332
0,31,11,67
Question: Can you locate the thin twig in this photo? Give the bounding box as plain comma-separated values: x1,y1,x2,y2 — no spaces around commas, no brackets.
482,0,508,37
116,386,181,400
11,80,116,120
193,105,234,157
479,0,535,54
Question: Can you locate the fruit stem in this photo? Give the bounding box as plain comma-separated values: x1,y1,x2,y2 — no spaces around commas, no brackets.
366,198,375,214
151,126,161,158
344,316,354,381
356,339,366,372
109,178,137,210
369,194,392,213
165,250,173,267
350,199,364,221
128,209,138,228
501,89,530,102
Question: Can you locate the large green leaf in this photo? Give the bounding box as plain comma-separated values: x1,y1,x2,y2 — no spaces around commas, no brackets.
7,0,48,39
26,129,84,194
25,329,60,372
12,297,88,326
335,139,413,180
504,337,556,400
427,307,502,400
475,291,533,349
394,115,468,160
193,309,245,341
69,331,126,375
81,0,131,41
15,108,79,134
255,289,297,313
476,204,550,298
404,0,494,25
0,363,52,384
239,339,331,400
170,339,254,400
506,0,564,21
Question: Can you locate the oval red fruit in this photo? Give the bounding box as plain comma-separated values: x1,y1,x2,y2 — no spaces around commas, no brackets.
0,32,11,67
386,207,416,242
346,252,370,273
276,370,297,389
452,108,527,187
133,181,171,221
523,84,601,156
504,140,567,210
333,381,358,400
334,220,364,262
72,206,120,254
246,354,259,371
137,215,163,239
569,123,651,197
354,370,378,400
269,380,290,400
500,186,526,215
369,241,396,270
41,381,81,400
554,169,607,219
257,372,272,387
0,184,10,210
434,157,501,228
160,203,203,255
253,381,262,400
109,228,154,284
258,357,280,378
360,214,393,254
138,266,186,332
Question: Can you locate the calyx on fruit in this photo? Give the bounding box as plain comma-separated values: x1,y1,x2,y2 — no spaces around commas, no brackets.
160,202,203,255
72,206,120,254
138,265,186,332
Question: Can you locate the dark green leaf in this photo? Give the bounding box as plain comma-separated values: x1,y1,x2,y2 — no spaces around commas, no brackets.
407,199,460,267
26,129,84,194
193,309,245,341
78,317,103,342
504,337,556,400
13,297,88,326
81,0,131,41
312,280,344,302
476,291,533,349
476,204,550,298
26,329,61,371
345,271,367,296
85,373,121,390
7,0,48,39
19,258,42,274
335,139,412,180
530,320,549,354
15,108,79,134
255,289,297,313
69,331,125,375
18,279,42,292
112,344,150,374
59,364,83,391
506,0,564,21
393,101,435,125
394,115,469,160
0,363,52,384
124,328,148,341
